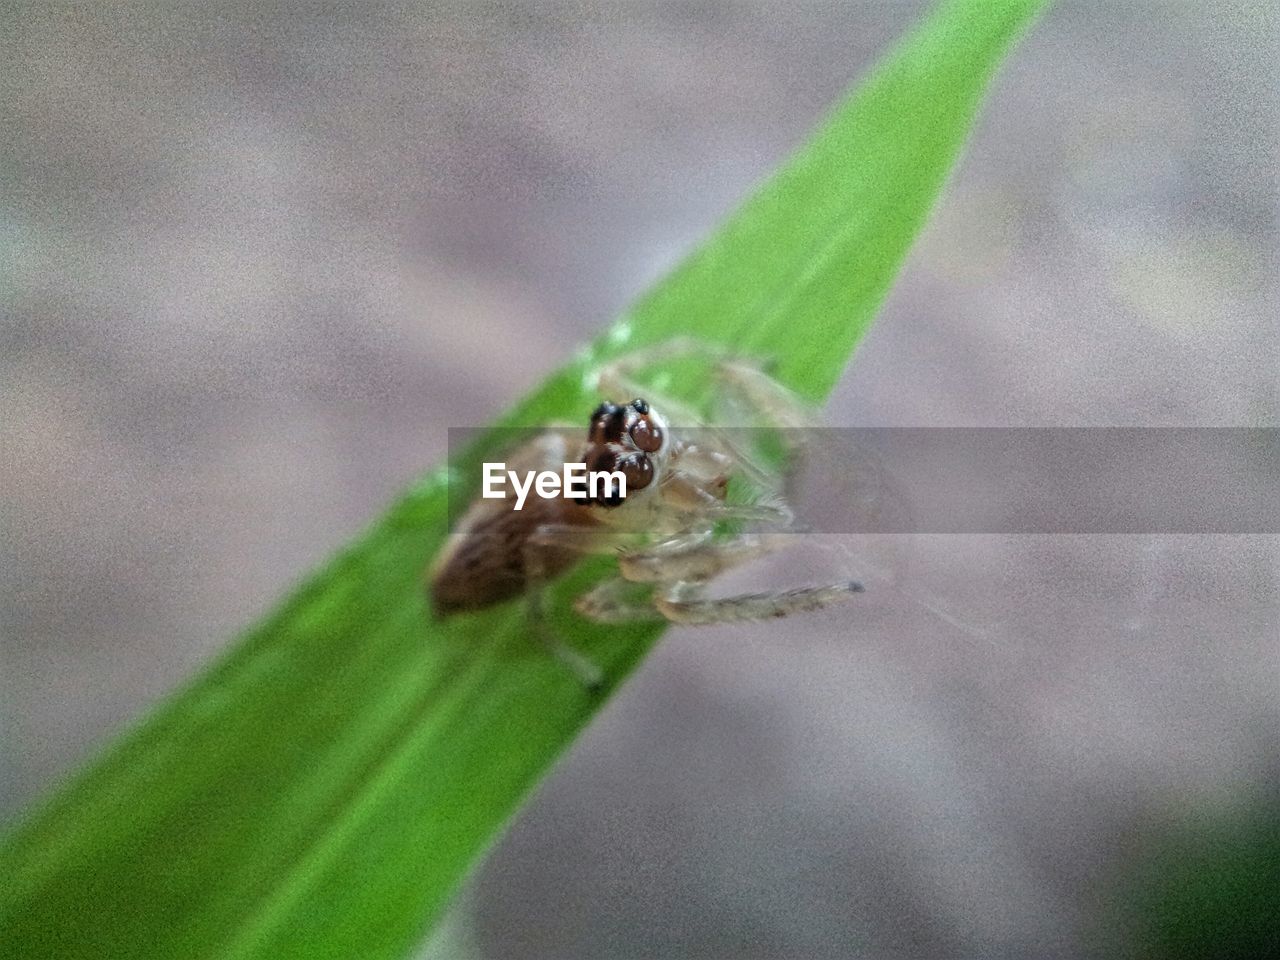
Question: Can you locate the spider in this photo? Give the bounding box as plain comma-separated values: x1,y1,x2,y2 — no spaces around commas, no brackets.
428,338,862,686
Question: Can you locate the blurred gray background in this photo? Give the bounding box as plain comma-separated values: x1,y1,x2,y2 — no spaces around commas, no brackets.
2,1,1277,957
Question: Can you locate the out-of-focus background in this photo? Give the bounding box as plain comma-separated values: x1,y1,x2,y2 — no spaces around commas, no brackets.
2,1,1276,957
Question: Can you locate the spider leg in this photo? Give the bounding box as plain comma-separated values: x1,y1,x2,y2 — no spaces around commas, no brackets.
659,474,794,528
654,579,863,626
633,529,862,626
710,358,813,431
522,523,631,690
574,525,763,623
592,335,734,391
574,577,667,624
710,360,816,504
618,531,795,584
576,532,863,626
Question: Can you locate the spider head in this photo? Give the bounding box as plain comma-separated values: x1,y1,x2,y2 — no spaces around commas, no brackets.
581,397,669,508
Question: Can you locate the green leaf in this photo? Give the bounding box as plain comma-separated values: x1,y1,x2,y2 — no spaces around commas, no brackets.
0,2,1047,958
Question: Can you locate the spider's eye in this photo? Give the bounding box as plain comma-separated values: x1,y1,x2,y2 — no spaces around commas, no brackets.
630,398,650,414
591,449,625,508
587,447,617,473
587,449,653,507
618,452,654,491
589,403,625,444
629,417,663,453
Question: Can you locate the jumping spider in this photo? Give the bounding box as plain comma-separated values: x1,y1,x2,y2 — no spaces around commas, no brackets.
429,338,862,686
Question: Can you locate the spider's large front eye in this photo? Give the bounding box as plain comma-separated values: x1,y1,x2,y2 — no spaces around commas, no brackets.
586,448,621,507
587,448,653,507
617,452,654,491
589,402,625,444
629,417,663,453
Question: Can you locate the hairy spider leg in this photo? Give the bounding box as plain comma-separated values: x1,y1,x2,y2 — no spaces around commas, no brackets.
577,529,863,626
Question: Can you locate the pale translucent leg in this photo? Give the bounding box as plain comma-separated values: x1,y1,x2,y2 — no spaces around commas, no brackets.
592,336,736,391
516,520,760,685
576,574,863,626
710,360,817,505
592,335,815,431
618,532,793,584
711,358,814,430
653,580,863,625
522,524,625,689
579,530,863,625
661,483,795,529
526,522,765,590
574,577,666,623
572,531,784,624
